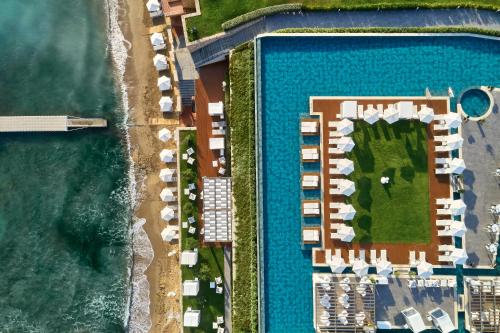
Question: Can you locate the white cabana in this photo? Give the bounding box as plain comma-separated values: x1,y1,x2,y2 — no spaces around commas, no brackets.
338,179,355,196
208,101,223,116
183,279,200,296
450,248,468,265
396,101,414,119
161,225,179,242
449,221,467,237
160,149,175,163
337,118,354,135
338,225,355,242
445,134,463,150
444,113,461,129
158,128,172,142
329,256,347,274
418,105,434,123
363,106,379,125
352,258,369,277
417,260,433,278
159,96,173,112
160,188,176,202
153,53,168,71
336,136,355,152
157,75,172,91
383,105,399,124
340,101,357,119
449,158,466,174
159,168,175,182
337,159,354,175
429,308,456,333
161,206,175,222
339,204,356,220
146,0,161,12
181,250,198,266
183,309,200,327
402,308,426,333
376,259,393,277
450,199,466,215
150,32,165,47
209,137,225,150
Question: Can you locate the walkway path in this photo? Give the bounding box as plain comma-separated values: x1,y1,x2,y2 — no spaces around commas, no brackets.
223,246,232,333
186,9,500,67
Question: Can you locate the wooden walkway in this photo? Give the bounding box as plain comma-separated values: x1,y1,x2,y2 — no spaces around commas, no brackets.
0,116,107,132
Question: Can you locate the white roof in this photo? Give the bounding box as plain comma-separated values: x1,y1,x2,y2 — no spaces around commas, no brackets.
209,137,225,150
160,149,175,163
383,105,399,124
337,136,355,152
339,204,356,220
402,308,426,333
160,188,176,202
352,259,369,277
161,206,175,222
337,118,354,135
449,158,465,174
329,256,346,273
450,199,466,215
417,261,433,278
158,128,172,142
183,280,200,296
396,101,414,119
159,96,173,112
159,168,175,182
341,101,357,119
208,101,224,116
153,53,168,71
450,247,468,265
183,309,200,327
444,113,461,129
146,0,160,11
418,105,434,123
157,76,172,91
445,134,463,150
150,32,164,47
181,250,198,266
363,106,379,125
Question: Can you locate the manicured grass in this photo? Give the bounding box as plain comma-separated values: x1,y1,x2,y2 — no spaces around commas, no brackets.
346,121,431,244
179,130,225,333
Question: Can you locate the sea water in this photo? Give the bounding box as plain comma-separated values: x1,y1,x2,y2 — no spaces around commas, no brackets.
0,0,133,331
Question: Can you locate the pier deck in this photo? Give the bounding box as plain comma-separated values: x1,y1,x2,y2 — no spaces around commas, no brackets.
0,116,107,132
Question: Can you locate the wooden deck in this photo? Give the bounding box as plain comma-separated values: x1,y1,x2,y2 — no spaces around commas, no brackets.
311,97,453,266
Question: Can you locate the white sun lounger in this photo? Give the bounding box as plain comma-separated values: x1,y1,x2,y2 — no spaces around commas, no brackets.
304,208,320,215
370,249,377,264
438,245,455,252
419,251,426,262
329,131,342,137
330,213,342,220
328,121,337,128
437,208,451,215
330,178,342,185
376,104,384,116
438,255,452,263
328,147,343,155
436,198,451,206
329,202,342,209
409,251,416,267
380,249,388,261
435,168,449,174
331,232,340,239
434,123,449,131
438,229,453,237
434,135,447,142
435,158,449,164
357,105,364,119
435,144,452,152
359,249,366,261
412,105,419,119
349,250,355,264
436,220,453,227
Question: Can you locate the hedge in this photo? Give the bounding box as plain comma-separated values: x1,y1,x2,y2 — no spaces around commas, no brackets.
221,3,302,31
228,42,259,333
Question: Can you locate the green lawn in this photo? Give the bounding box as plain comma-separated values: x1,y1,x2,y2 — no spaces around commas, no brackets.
345,121,431,244
179,130,225,333
186,0,500,40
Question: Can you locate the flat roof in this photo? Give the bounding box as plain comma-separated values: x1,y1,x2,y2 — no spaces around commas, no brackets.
202,177,232,243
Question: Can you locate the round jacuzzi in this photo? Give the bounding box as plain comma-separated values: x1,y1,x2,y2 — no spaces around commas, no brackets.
458,87,494,120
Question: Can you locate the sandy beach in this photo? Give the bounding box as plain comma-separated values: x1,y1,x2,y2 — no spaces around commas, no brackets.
121,0,181,332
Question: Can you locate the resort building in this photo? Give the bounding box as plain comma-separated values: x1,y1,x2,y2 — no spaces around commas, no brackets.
202,177,233,243
465,277,500,332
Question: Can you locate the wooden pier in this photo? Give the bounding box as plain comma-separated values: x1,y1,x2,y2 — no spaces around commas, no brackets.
0,116,107,133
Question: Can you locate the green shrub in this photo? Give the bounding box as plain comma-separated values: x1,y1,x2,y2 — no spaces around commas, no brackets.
301,1,499,11
183,202,194,217
184,236,199,250
198,263,212,280
221,3,302,31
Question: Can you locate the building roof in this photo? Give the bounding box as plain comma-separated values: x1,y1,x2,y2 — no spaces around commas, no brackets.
183,309,200,327
202,177,232,243
180,250,198,266
183,279,200,296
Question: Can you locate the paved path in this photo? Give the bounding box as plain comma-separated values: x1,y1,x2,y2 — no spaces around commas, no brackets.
463,91,500,268
223,246,232,332
188,9,500,67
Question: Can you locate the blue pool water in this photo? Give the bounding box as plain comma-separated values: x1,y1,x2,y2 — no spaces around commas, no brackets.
257,35,500,333
460,88,491,117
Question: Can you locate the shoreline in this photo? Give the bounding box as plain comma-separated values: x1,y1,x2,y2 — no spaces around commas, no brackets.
118,0,181,332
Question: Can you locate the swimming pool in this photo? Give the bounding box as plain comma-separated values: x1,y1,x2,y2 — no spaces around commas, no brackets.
460,88,492,118
256,34,500,333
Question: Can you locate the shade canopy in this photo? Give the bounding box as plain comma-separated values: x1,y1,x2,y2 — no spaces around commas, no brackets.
383,105,399,124
418,106,434,123
329,256,347,274
450,199,466,215
159,168,175,182
337,118,354,135
352,259,369,277
341,101,357,119
445,134,464,150
376,259,393,277
444,113,461,129
160,149,175,163
429,308,456,333
159,96,173,112
161,206,175,221
338,225,355,242
183,280,200,296
146,0,160,11
339,204,356,220
402,308,426,333
158,128,172,142
150,32,164,47
153,53,168,71
161,226,178,242
160,188,176,202
209,137,225,150
183,309,200,327
417,261,433,278
157,75,172,91
180,250,198,266
363,106,379,125
450,248,468,265
208,101,223,116
449,158,466,174
337,159,354,175
338,179,355,196
396,101,414,119
336,136,355,152
449,221,467,237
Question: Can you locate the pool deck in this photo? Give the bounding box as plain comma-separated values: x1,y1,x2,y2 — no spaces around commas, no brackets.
310,96,453,266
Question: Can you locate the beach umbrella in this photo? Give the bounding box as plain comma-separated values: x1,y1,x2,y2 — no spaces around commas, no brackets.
383,105,399,124
337,159,354,176
449,158,466,174
417,260,433,278
146,0,160,11
160,149,175,163
337,137,355,152
161,206,175,222
329,256,347,274
341,101,357,119
337,119,354,135
363,106,379,125
450,248,468,265
158,128,172,142
445,134,463,150
449,221,467,237
338,225,355,242
153,53,168,71
159,168,175,182
396,101,414,119
352,259,369,277
339,204,356,221
450,199,466,215
376,259,393,277
161,227,177,242
320,298,331,308
160,188,176,202
338,179,355,196
159,96,173,112
444,113,461,129
418,106,434,124
150,32,164,47
157,76,172,91
337,293,349,306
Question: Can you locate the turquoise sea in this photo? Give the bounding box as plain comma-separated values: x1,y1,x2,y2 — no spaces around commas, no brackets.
0,0,131,331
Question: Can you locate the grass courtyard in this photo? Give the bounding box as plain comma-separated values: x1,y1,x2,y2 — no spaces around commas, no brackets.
346,120,431,244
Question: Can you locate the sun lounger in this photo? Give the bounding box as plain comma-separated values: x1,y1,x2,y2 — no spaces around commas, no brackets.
359,249,366,261
357,105,364,119
376,104,384,116
330,213,342,220
328,121,337,128
435,168,449,174
304,202,319,209
436,198,451,206
435,158,449,165
409,251,416,267
436,220,453,227
349,250,355,264
329,168,341,175
438,229,453,237
329,130,342,137
434,123,449,131
330,223,343,230
331,232,340,239
438,244,454,252
434,135,448,142
304,208,320,215
437,208,451,215
438,255,452,263
419,251,426,262
328,147,343,155
329,178,341,185
412,105,419,119
329,202,342,209
380,249,387,262
435,145,451,152
370,249,377,264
